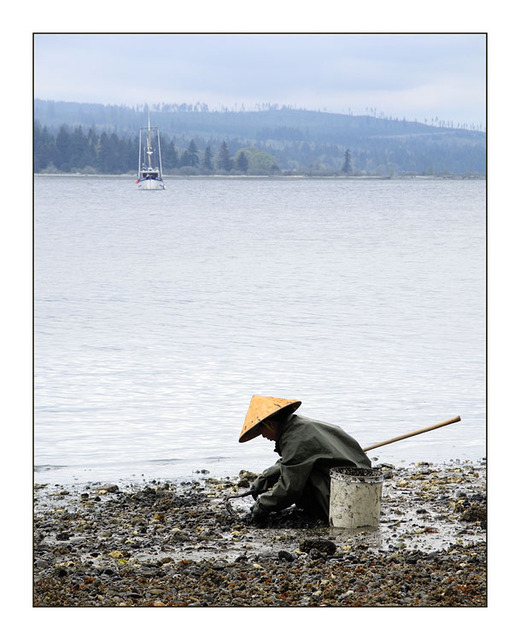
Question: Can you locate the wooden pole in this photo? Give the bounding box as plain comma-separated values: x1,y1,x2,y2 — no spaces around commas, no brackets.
363,416,461,452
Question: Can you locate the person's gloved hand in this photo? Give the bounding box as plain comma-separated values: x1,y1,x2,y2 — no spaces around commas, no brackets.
251,500,268,522
251,477,266,499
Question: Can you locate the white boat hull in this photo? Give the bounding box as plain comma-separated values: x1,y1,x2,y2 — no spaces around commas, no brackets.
137,177,165,190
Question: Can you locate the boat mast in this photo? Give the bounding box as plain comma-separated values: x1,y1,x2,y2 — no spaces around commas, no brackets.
157,127,163,176
146,109,154,170
137,127,142,175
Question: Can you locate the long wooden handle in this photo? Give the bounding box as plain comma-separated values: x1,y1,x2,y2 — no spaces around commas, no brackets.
363,416,461,452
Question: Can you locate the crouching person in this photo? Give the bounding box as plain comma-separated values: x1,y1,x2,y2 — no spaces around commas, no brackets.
239,396,371,522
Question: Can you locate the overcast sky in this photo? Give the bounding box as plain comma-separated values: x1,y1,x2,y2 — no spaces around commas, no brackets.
34,33,486,127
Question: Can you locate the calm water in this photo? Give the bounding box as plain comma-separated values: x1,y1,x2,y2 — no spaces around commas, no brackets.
34,176,486,485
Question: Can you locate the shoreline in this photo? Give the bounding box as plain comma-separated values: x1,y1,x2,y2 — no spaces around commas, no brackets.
34,172,486,181
34,460,486,607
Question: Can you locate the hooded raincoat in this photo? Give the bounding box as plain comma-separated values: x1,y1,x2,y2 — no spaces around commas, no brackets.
252,414,371,520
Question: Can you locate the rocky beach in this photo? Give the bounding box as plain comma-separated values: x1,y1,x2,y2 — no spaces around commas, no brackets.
33,460,486,607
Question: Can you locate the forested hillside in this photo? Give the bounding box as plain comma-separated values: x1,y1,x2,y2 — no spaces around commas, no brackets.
34,100,486,176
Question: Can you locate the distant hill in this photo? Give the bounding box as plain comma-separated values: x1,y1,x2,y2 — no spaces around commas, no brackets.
34,100,486,176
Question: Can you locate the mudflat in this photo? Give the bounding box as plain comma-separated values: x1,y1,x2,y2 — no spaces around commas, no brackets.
34,460,486,607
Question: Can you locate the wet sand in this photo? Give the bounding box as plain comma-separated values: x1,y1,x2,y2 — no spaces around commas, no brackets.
33,460,486,607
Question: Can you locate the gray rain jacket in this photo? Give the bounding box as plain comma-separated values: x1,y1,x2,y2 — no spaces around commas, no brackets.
252,414,371,520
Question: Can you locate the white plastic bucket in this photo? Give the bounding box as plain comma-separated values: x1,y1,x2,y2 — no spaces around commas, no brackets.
329,467,383,529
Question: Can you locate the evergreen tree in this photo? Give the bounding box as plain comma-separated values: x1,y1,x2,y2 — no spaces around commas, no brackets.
180,139,199,167
236,150,249,174
216,141,233,172
55,125,72,171
34,122,56,171
161,140,179,170
96,132,111,174
203,145,213,171
121,136,136,173
70,126,87,169
107,133,123,173
188,139,199,166
179,150,190,167
341,149,353,174
85,127,99,170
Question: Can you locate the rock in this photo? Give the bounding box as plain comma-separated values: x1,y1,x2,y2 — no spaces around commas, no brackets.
234,553,248,562
461,504,487,525
56,532,70,541
98,484,119,494
300,538,337,556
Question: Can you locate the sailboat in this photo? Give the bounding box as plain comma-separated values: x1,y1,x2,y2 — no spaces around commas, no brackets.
136,112,165,190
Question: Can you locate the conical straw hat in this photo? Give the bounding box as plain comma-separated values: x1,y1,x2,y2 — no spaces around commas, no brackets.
239,395,302,443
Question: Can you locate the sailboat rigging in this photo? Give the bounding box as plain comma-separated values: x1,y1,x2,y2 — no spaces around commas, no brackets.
136,112,165,190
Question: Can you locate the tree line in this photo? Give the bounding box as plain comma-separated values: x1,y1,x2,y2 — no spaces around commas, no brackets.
34,100,487,175
34,108,486,176
34,122,285,175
